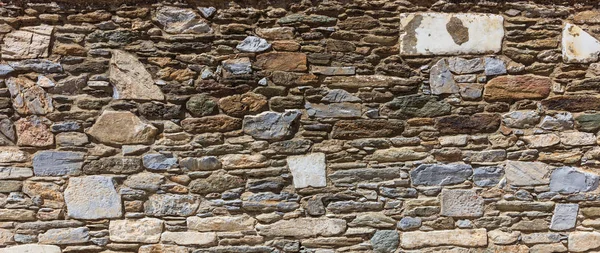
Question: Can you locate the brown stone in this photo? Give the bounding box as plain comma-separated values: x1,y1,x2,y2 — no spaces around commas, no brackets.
53,43,87,56
22,181,64,208
181,115,242,134
218,93,268,117
541,95,600,112
483,75,552,102
331,119,404,139
255,27,295,40
254,52,307,72
67,10,112,22
574,10,600,24
272,40,300,51
2,26,53,60
15,116,53,147
436,114,501,134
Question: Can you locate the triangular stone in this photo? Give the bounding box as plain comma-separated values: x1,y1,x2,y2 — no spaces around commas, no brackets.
562,23,600,63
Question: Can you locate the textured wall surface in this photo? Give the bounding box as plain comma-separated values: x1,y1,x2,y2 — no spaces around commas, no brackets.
1,0,600,252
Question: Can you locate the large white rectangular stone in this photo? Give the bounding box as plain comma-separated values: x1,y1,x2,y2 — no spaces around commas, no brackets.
286,153,327,188
399,13,504,55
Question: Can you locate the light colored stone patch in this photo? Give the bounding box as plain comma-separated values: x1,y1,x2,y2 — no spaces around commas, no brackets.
1,26,53,59
399,13,504,55
562,23,600,63
221,154,268,169
504,160,553,187
400,229,487,249
550,203,578,231
568,231,600,252
549,166,599,194
0,229,13,246
0,167,33,179
161,231,217,246
256,218,346,238
154,6,211,34
560,131,596,146
0,244,61,253
371,148,428,162
109,218,164,243
440,189,484,218
0,147,28,163
64,176,122,220
187,215,256,232
522,134,560,148
286,153,327,188
139,244,189,253
144,194,199,217
87,110,158,145
109,50,165,100
38,227,89,244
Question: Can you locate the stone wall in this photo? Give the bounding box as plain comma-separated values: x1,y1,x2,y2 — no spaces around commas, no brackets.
1,1,600,252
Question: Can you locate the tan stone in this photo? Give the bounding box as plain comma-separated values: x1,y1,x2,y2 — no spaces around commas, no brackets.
256,218,346,238
160,231,217,246
181,115,242,134
568,232,600,252
484,75,552,101
0,244,60,253
400,229,487,249
254,52,307,72
15,116,53,147
138,244,189,253
218,93,268,117
371,148,428,162
22,181,64,208
109,218,164,243
87,110,158,145
109,50,165,100
221,154,268,169
0,229,13,246
255,27,295,40
522,134,560,148
1,25,53,59
0,209,36,221
67,10,112,22
187,215,256,232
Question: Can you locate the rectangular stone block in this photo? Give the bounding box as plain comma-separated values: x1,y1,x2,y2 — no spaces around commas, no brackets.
399,13,504,55
109,218,163,243
286,153,327,188
400,229,487,249
257,218,346,238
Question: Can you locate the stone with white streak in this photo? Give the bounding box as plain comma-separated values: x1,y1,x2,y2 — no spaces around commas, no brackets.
286,153,327,188
109,218,164,243
562,23,600,63
64,176,122,219
504,160,553,187
109,50,165,100
1,26,53,59
154,6,212,34
399,13,504,55
236,36,271,52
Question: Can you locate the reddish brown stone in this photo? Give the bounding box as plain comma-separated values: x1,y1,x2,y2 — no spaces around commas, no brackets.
483,75,552,102
541,95,600,112
332,119,404,139
181,115,242,134
436,114,501,134
218,93,268,117
254,52,307,72
15,116,54,147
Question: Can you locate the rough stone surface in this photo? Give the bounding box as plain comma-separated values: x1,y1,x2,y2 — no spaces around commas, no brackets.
243,110,301,141
371,230,399,253
411,164,472,186
400,229,488,249
549,166,599,194
0,244,61,253
87,110,158,145
286,153,327,188
64,176,122,219
144,194,199,216
154,6,211,34
109,50,165,100
188,215,256,232
504,160,553,187
109,218,163,243
484,75,552,101
550,203,578,231
257,218,346,238
562,23,600,63
440,189,484,218
236,36,271,52
33,151,84,176
2,26,53,59
6,76,53,115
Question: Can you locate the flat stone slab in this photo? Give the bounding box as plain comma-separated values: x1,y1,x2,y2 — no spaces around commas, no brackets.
286,153,327,188
550,166,599,194
399,13,504,55
109,218,163,243
504,160,553,187
440,189,484,218
0,244,61,253
33,151,85,176
64,176,122,220
562,23,600,63
256,218,346,238
550,203,578,231
400,229,488,249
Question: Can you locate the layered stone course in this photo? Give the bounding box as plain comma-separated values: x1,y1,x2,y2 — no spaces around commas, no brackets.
0,1,599,252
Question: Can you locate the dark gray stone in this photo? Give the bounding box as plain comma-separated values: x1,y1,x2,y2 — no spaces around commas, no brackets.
0,65,15,76
242,110,301,141
9,59,63,73
33,151,85,176
83,157,142,174
411,164,473,186
142,154,178,171
329,168,402,185
447,57,484,74
381,95,451,119
321,89,361,103
371,230,399,253
549,166,599,194
473,166,504,187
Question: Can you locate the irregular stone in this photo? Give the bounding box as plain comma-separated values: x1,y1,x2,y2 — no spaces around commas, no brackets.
381,95,451,119
530,244,567,253
484,57,507,76
440,189,484,218
329,167,401,185
550,203,578,231
124,172,164,191
138,102,181,120
436,114,501,134
576,113,600,132
38,227,89,245
0,209,36,221
0,181,21,193
154,6,211,34
484,75,552,101
219,93,267,117
188,215,255,232
180,156,221,171
0,65,14,77
15,116,53,147
0,244,61,253
142,153,178,171
398,217,422,231
257,218,346,238
306,103,362,118
22,181,63,208
109,218,163,243
371,230,399,253
286,153,327,188
311,66,356,76
324,75,418,89
399,13,503,55
562,23,600,63
6,76,53,115
560,132,596,146
0,167,33,179
198,7,216,18
522,134,561,148
181,115,242,134
161,231,217,246
269,139,312,155
400,229,488,249
189,171,245,194
2,25,53,59
568,232,600,252
256,27,295,40
410,163,472,186
277,14,337,26
222,57,252,76
542,95,600,112
488,230,520,245
321,89,361,103
550,166,599,194
33,151,85,176
64,176,122,219
236,36,271,52
574,10,600,24
349,213,396,228
331,119,403,139
372,148,428,162
473,166,504,187
144,194,199,217
540,112,573,130
0,147,28,163
243,110,301,141
221,154,267,169
83,157,142,174
254,52,307,72
504,160,553,187
139,244,189,253
430,59,459,94
502,110,540,128
8,59,62,73
56,132,88,147
109,50,165,100
447,57,483,74
186,94,217,117
87,110,158,145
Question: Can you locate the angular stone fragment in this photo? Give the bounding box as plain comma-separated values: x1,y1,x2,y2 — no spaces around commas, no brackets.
311,66,356,76
83,157,142,174
549,166,599,194
371,230,399,253
188,215,256,232
430,59,459,94
440,189,484,218
522,134,560,148
15,116,53,147
372,148,428,162
381,95,451,119
473,166,504,187
0,209,35,221
154,6,211,34
569,232,600,252
0,244,61,253
321,89,361,102
257,218,346,238
180,156,221,171
550,203,578,231
447,57,483,74
186,94,217,117
109,50,165,100
6,76,53,115
139,244,189,253
38,227,89,245
331,119,403,139
87,111,158,145
400,229,487,249
306,103,362,118
277,14,337,26
484,57,507,76
236,36,271,52
484,75,552,101
124,172,164,191
399,13,503,55
33,151,85,176
2,25,53,59
221,154,267,169
254,52,307,72
189,171,245,194
222,57,252,76
22,181,63,208
109,218,163,243
161,231,217,246
330,167,401,185
144,194,199,217
0,147,28,163
560,131,596,146
540,112,573,130
504,160,552,187
410,163,472,186
243,110,301,140
502,110,540,128
436,114,501,134
0,167,33,179
256,27,295,40
286,153,327,188
218,93,267,117
64,176,122,219
142,153,178,171
181,115,242,134
562,23,600,63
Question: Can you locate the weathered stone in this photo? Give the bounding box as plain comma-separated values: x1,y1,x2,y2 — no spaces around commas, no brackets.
473,166,504,187
484,57,507,76
124,172,164,191
550,203,578,231
6,76,53,115
0,180,21,193
399,13,503,55
221,154,267,169
381,95,451,119
180,156,221,171
22,181,63,208
522,134,560,148
430,59,459,95
139,244,189,253
15,116,53,147
256,27,295,40
277,14,337,26
560,132,596,146
542,95,600,112
576,113,600,132
257,218,345,238
502,110,540,128
83,157,142,174
550,166,599,194
488,230,520,245
0,65,14,77
236,36,271,52
161,231,217,246
109,218,163,243
0,209,36,221
188,215,255,232
371,230,399,253
440,189,484,218
329,167,401,185
436,114,501,134
154,6,211,34
87,111,158,145
56,132,88,147
38,227,89,245
411,164,472,186
324,75,418,89
186,94,217,117
254,52,307,72
306,103,362,118
64,176,122,219
0,244,61,253
189,171,245,194
372,148,428,162
138,102,181,120
349,212,396,228
400,229,488,249
219,93,267,117
144,194,198,217
311,66,356,76
331,119,403,139
398,217,422,231
181,115,242,134
0,167,33,179
142,153,178,171
2,25,53,59
242,110,301,140
504,160,553,187
562,23,600,63
447,57,483,74
321,89,361,102
569,232,600,252
109,50,165,100
286,153,326,188
222,57,252,76
540,112,573,130
33,151,85,176
484,75,552,101
0,147,28,163
8,59,62,73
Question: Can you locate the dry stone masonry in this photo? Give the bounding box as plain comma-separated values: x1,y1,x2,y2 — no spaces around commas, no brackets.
1,0,600,252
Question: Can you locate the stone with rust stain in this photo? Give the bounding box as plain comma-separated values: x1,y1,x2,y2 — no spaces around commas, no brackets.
6,76,53,115
254,52,307,72
562,23,600,63
218,93,268,117
2,26,53,60
15,116,53,147
483,75,552,102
